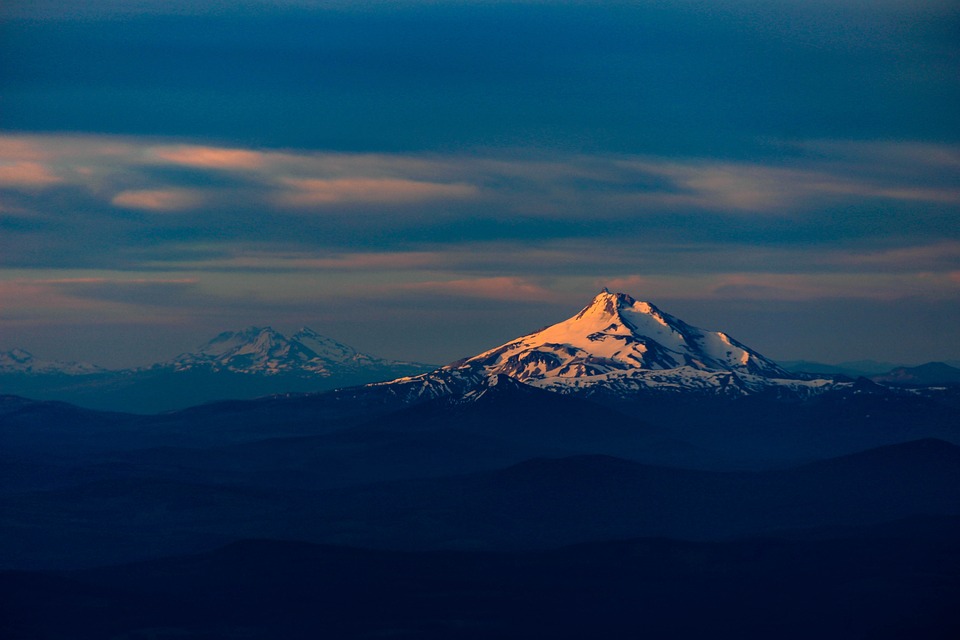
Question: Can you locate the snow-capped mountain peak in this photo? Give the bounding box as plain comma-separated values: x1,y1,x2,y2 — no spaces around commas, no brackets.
163,325,428,378
459,289,790,381
378,289,821,401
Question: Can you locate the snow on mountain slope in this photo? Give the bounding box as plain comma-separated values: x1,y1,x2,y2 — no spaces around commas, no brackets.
163,326,427,377
292,327,386,368
463,289,791,379
0,349,106,375
377,289,836,400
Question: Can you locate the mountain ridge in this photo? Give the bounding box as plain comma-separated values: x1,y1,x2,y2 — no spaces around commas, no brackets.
3,292,958,411
376,289,838,401
0,328,434,413
161,325,429,377
871,362,960,387
0,348,105,376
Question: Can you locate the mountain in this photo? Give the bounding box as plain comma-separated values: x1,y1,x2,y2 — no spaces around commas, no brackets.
779,359,906,377
0,348,104,375
161,325,428,378
377,289,836,401
0,328,434,414
469,289,792,376
871,362,960,387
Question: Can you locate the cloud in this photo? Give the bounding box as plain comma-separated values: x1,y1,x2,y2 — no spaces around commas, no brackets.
42,277,202,306
609,158,960,214
279,251,443,270
275,177,478,207
0,135,137,166
144,250,447,272
718,272,960,301
798,140,960,172
605,271,960,302
0,162,62,188
830,241,960,270
0,275,198,322
3,133,958,222
0,282,112,329
2,133,959,306
149,145,267,170
111,189,204,211
0,135,485,214
401,277,558,302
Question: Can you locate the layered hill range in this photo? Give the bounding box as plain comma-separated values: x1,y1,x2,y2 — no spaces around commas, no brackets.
379,289,844,401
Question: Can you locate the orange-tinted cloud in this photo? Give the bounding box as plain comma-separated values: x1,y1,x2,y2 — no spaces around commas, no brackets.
403,277,556,302
2,133,958,219
150,145,266,170
276,177,478,206
831,242,960,269
0,276,202,327
0,138,53,162
154,251,446,271
0,279,123,316
0,161,62,188
111,189,203,211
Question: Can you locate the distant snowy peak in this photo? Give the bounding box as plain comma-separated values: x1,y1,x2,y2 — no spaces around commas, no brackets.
174,326,324,374
460,289,791,381
291,327,381,367
164,326,426,377
0,348,105,375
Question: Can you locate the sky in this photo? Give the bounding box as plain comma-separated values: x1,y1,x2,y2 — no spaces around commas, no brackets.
1,0,959,368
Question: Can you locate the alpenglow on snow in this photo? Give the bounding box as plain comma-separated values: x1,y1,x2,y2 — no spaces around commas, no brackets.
376,289,837,400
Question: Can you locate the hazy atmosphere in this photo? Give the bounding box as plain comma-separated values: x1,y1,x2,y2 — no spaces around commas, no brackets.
2,0,958,367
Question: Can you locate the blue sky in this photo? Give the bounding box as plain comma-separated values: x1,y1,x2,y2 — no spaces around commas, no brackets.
1,1,959,367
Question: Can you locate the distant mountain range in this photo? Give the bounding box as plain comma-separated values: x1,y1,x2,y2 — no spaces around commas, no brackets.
0,348,106,376
780,358,960,379
2,290,958,413
0,327,433,413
